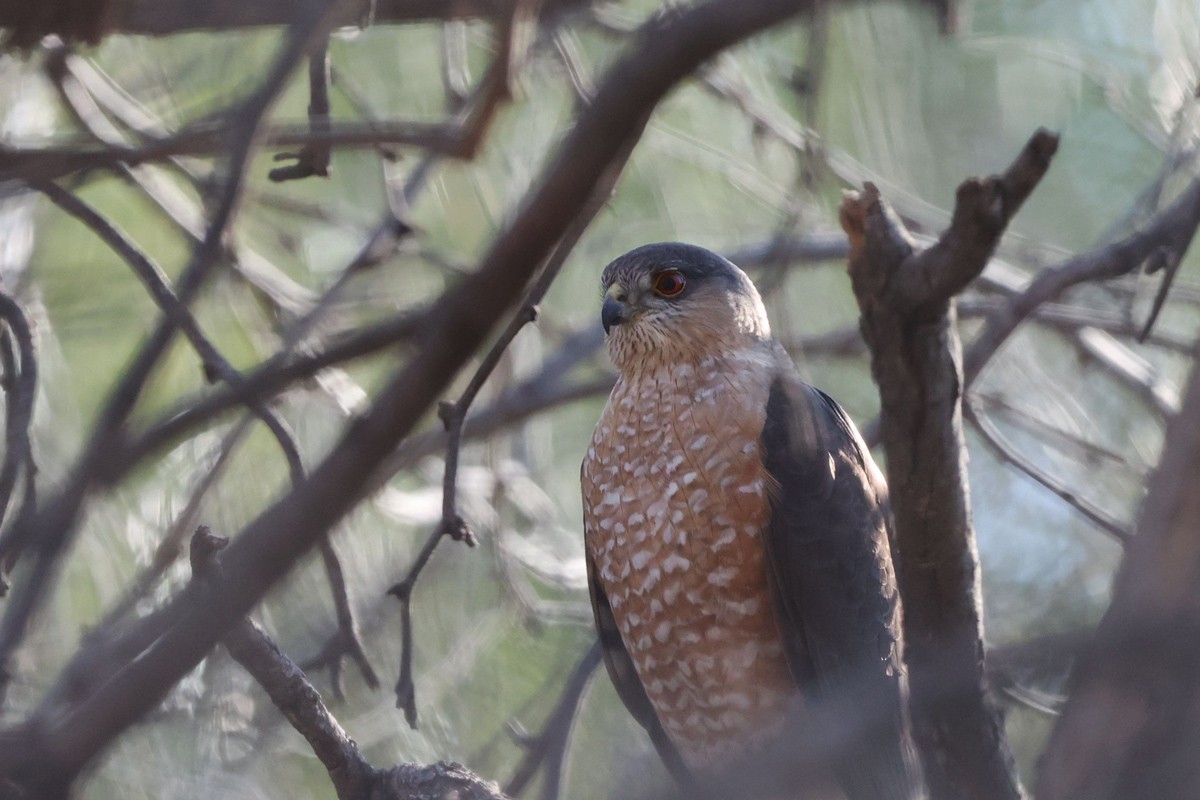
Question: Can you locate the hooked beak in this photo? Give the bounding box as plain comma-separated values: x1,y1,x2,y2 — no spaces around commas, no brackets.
601,283,631,334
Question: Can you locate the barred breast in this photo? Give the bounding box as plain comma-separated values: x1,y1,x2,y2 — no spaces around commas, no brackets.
581,348,801,771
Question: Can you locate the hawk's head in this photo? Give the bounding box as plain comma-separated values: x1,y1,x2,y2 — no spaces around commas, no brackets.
599,242,770,372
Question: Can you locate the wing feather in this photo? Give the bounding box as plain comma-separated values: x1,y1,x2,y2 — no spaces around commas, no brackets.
760,368,919,800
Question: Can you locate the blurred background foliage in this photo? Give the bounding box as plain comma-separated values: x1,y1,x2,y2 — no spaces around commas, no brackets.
1,0,1199,797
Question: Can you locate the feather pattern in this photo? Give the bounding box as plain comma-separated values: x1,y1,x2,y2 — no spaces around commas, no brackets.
760,361,919,800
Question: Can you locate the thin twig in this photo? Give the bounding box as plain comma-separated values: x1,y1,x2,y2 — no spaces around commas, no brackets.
964,395,1131,544
32,180,311,480
8,1,523,188
269,36,334,181
49,47,403,693
34,179,386,698
0,2,813,787
190,526,507,800
963,175,1200,388
0,0,342,733
971,392,1146,472
387,122,628,726
96,418,253,628
109,306,426,479
305,538,383,699
504,641,602,799
1137,245,1183,342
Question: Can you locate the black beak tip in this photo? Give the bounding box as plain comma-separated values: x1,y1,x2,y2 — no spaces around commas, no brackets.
601,298,626,335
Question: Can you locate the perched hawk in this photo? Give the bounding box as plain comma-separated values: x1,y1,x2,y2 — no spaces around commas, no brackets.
581,243,917,800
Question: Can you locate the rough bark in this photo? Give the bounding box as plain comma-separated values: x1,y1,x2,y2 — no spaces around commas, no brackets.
1036,339,1200,800
839,130,1059,800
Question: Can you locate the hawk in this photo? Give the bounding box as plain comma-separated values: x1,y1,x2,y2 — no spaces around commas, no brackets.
581,243,917,800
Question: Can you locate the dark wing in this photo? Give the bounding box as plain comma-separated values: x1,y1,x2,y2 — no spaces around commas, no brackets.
585,552,694,789
760,370,919,800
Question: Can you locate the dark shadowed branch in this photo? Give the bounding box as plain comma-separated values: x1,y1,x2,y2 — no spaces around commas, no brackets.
0,292,37,593
0,0,594,44
1035,338,1200,800
0,4,343,697
3,0,535,187
268,35,333,182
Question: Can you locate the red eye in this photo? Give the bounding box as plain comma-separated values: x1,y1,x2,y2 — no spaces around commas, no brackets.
653,270,686,297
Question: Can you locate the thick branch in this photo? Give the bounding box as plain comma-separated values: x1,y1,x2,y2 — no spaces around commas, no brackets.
1036,339,1200,800
888,129,1058,316
189,528,375,799
841,130,1060,800
0,0,592,45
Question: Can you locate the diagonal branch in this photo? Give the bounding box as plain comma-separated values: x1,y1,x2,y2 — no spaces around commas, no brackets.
0,1,814,789
962,175,1200,387
32,176,382,703
504,641,602,799
388,133,616,726
190,526,507,800
964,394,1131,544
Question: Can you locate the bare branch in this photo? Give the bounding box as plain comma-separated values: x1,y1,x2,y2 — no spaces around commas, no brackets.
268,36,333,181
963,175,1200,387
191,526,507,800
0,0,594,44
110,308,427,476
388,116,618,725
0,1,812,787
964,394,1132,544
504,641,602,799
841,130,1061,800
189,527,375,798
1037,338,1200,800
0,1,337,685
888,129,1058,316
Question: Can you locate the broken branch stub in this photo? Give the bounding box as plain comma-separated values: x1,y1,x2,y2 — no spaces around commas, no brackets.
839,129,1059,800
